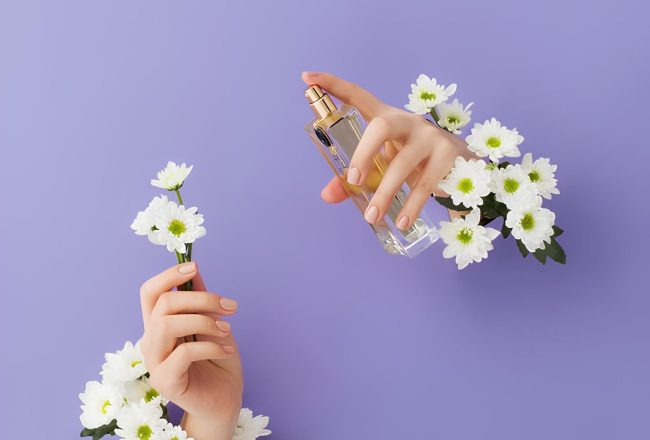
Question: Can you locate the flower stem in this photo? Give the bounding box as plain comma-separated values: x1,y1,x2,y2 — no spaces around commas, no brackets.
174,189,184,206
429,107,440,125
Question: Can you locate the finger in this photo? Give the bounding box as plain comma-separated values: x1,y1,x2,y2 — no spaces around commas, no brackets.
364,145,430,224
151,341,236,396
302,71,386,120
140,262,198,326
320,176,349,204
192,269,207,291
153,291,238,318
396,151,457,229
148,314,231,365
347,114,411,186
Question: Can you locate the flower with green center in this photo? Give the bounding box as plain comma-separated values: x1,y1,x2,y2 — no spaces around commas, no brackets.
115,401,166,440
404,74,457,114
490,164,537,210
79,380,123,429
466,117,524,163
506,196,556,252
121,376,169,407
149,201,206,254
435,99,473,134
161,423,193,440
520,153,560,199
438,209,500,270
101,341,147,384
438,157,492,209
151,161,193,191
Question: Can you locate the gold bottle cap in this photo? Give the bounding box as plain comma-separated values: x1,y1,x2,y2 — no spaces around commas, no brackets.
305,85,338,119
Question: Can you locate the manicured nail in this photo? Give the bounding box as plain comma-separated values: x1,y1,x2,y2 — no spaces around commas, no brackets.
216,321,231,332
364,205,379,223
396,215,409,230
178,262,196,274
303,71,317,77
222,345,235,354
347,167,361,185
220,297,238,311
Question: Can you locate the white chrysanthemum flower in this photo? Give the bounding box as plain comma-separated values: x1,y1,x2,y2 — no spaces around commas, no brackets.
438,157,491,209
151,161,193,191
149,201,206,254
466,118,524,163
79,380,123,429
115,401,166,440
438,209,500,270
233,408,271,440
490,164,537,210
101,341,147,384
161,423,193,440
520,153,559,199
120,377,168,406
506,196,556,252
404,74,457,114
131,195,170,236
435,99,473,134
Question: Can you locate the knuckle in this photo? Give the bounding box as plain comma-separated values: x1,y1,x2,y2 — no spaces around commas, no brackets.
156,292,173,314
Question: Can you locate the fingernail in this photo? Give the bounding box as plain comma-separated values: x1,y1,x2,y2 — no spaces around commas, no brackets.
347,167,361,185
178,262,196,274
397,215,409,230
220,297,238,311
216,321,231,332
222,345,235,354
303,71,317,77
364,205,379,223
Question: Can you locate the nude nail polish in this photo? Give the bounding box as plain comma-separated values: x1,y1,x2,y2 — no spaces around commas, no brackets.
397,215,409,230
364,205,379,223
220,298,238,311
216,321,231,332
347,167,361,185
178,262,196,274
304,85,440,257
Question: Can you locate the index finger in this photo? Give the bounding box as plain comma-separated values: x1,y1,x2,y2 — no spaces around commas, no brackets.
302,71,387,120
140,262,197,326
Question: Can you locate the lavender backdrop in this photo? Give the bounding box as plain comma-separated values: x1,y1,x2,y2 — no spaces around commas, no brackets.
2,0,649,438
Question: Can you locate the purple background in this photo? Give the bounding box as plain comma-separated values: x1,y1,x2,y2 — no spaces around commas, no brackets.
2,1,649,438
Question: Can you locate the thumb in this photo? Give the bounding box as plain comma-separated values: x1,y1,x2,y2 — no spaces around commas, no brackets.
302,71,386,121
321,176,349,204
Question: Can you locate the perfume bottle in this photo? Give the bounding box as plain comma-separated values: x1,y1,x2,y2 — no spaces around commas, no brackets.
304,85,440,258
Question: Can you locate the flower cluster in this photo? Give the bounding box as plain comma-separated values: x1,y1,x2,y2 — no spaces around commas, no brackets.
79,341,271,440
405,75,565,269
131,161,205,290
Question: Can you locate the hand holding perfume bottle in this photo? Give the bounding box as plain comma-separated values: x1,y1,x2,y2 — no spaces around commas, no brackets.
303,71,474,257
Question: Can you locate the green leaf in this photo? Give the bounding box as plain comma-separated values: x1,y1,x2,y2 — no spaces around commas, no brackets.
552,225,564,237
80,419,118,440
515,239,529,257
545,237,567,264
497,161,511,169
501,219,512,238
479,216,497,227
434,196,471,212
533,248,547,264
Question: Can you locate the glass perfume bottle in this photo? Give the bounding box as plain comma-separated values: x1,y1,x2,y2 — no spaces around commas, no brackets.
304,85,440,258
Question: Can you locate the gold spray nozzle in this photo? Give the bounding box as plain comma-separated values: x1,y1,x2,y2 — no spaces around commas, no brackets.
305,85,338,119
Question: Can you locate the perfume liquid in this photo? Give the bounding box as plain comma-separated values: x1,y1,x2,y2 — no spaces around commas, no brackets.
304,85,439,257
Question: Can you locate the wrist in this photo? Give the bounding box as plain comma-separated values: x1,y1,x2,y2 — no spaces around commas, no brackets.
181,408,240,440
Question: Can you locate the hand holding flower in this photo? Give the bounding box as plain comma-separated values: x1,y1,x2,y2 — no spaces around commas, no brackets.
139,262,243,440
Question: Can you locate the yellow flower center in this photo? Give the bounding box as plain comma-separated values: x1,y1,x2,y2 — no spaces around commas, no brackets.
456,227,473,244
457,178,474,194
486,137,501,148
420,91,436,101
503,178,519,193
168,219,186,237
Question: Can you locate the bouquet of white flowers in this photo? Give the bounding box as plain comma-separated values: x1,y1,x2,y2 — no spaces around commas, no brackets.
79,341,270,440
406,74,566,269
79,162,270,440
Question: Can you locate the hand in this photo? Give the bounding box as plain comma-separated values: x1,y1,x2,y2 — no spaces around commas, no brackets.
302,71,474,228
139,261,242,440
